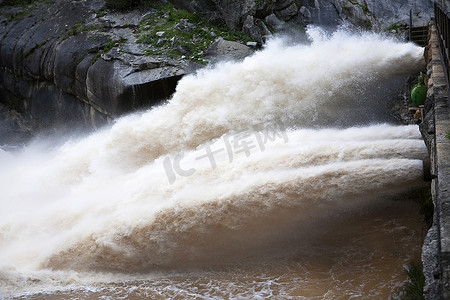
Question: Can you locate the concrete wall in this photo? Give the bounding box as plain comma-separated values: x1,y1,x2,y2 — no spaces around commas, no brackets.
420,23,450,300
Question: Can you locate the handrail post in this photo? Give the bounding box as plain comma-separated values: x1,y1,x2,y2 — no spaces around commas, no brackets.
409,9,413,41
409,10,412,42
434,1,450,87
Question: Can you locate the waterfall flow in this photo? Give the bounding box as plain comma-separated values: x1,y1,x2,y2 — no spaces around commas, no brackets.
0,27,428,298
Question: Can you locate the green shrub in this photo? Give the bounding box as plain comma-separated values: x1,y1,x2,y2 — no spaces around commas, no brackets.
401,263,425,300
136,2,253,64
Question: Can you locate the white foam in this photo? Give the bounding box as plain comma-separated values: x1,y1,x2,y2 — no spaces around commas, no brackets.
0,27,426,297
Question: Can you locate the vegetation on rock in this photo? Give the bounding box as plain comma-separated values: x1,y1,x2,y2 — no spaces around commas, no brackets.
136,2,253,64
92,38,125,65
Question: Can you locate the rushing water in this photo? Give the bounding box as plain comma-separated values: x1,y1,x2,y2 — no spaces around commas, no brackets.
0,27,429,299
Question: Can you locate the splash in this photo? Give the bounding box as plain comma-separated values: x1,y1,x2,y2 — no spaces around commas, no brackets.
0,27,426,297
89,26,424,169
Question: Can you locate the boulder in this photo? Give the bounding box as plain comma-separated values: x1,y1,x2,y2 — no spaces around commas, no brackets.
265,13,286,31
242,15,263,45
174,19,197,31
274,0,294,11
257,19,272,38
299,6,312,24
86,47,196,117
275,2,298,21
204,37,254,61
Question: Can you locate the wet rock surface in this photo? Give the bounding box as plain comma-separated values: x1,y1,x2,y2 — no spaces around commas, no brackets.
0,0,203,135
0,102,31,145
0,0,434,140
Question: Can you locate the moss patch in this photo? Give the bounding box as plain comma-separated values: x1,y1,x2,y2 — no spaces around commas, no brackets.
95,9,106,17
136,2,253,64
348,0,370,15
387,22,408,34
91,39,125,65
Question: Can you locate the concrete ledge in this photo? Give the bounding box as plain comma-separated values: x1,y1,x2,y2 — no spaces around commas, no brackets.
423,23,450,300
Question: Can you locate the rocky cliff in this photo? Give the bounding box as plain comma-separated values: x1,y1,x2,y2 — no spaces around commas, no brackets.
0,0,434,144
170,0,434,41
0,0,199,136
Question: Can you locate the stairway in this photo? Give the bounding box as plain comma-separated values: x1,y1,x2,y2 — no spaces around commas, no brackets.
409,25,429,46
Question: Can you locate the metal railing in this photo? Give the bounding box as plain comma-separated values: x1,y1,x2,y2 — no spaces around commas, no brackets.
407,10,429,47
435,1,450,86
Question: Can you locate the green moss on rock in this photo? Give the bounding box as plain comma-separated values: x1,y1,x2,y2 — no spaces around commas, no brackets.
136,2,253,64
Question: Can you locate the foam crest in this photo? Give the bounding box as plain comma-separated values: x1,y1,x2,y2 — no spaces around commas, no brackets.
91,27,424,169
0,27,427,297
0,125,427,276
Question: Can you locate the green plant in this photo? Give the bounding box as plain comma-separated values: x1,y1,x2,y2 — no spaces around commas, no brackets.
446,131,450,139
388,23,401,32
355,17,371,29
348,0,371,15
91,39,124,65
69,23,85,35
360,3,369,14
400,262,425,300
136,2,253,64
96,9,106,17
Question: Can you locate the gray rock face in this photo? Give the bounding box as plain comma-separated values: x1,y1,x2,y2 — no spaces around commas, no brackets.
0,103,31,145
242,15,263,45
0,0,200,133
275,2,298,21
169,0,434,38
0,0,436,138
308,0,341,26
204,37,254,61
265,13,286,31
366,0,434,26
